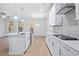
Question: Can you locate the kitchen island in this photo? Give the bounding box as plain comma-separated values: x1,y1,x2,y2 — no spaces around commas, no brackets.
5,32,31,55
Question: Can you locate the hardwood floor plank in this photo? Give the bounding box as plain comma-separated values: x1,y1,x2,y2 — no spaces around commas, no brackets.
25,36,51,56
0,37,9,56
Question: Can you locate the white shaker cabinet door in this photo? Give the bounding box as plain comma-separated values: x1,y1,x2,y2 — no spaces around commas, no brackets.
46,35,60,56
51,37,60,56
48,4,62,26
60,41,79,56
25,35,30,50
9,35,26,54
45,36,52,52
75,3,79,20
45,35,53,55
55,14,62,25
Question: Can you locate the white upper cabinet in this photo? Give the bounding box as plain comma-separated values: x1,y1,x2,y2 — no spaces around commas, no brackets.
55,3,62,14
55,14,62,25
75,3,79,20
48,4,62,26
48,4,55,26
55,3,66,14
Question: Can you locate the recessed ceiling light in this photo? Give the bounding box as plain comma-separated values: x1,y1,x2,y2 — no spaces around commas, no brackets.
40,9,43,11
30,13,45,18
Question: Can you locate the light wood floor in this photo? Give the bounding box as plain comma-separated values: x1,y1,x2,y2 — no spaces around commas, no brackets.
0,37,9,56
25,36,51,56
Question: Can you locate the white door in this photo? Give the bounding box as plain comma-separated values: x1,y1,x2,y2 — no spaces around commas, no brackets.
34,24,41,36
33,19,46,36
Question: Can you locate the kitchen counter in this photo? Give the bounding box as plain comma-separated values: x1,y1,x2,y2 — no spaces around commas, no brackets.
47,32,79,52
4,32,31,36
4,32,31,55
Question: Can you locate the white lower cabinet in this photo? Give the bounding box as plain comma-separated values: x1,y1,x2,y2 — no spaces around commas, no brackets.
46,34,79,56
46,35,60,56
25,35,30,50
60,42,79,56
59,43,72,56
9,35,26,55
51,37,60,56
9,34,30,55
46,36,52,53
59,48,70,56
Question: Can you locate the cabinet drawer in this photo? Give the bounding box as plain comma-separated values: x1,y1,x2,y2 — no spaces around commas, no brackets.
61,46,72,56
62,43,79,56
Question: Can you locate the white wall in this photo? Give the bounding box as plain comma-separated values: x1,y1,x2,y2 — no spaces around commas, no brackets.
0,3,50,35
47,4,55,32
0,18,6,37
23,17,30,32
33,18,47,36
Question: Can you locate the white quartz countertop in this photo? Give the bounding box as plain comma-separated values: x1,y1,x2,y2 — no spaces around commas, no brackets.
4,32,31,36
47,32,79,52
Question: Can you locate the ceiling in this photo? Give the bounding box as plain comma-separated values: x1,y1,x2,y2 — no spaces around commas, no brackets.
0,3,52,19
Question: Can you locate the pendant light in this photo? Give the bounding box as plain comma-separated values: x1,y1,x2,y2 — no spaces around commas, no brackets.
0,10,7,19
20,7,24,22
14,3,18,20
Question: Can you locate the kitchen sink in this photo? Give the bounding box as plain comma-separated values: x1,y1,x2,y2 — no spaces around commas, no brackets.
53,34,79,40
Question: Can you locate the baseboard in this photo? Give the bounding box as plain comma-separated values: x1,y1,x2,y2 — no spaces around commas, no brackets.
45,40,53,56
23,40,31,54
32,34,46,37
33,35,46,37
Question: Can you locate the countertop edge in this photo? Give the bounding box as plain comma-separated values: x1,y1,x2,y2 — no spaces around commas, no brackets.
2,32,31,37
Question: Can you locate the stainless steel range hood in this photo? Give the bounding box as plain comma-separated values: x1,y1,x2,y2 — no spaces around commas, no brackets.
56,3,75,14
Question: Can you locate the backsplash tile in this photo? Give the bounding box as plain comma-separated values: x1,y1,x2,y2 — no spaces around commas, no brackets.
53,26,79,38
62,26,79,38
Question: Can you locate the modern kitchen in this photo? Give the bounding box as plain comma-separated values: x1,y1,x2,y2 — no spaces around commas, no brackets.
0,3,79,56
